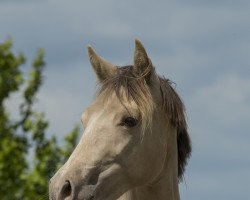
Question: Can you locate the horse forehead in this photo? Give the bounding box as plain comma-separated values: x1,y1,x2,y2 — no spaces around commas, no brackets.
96,91,138,110
82,97,124,136
84,108,105,134
82,91,139,126
82,95,120,121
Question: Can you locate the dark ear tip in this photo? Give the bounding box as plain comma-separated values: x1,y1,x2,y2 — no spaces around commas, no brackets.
135,39,143,48
134,39,148,56
87,45,95,56
135,38,140,44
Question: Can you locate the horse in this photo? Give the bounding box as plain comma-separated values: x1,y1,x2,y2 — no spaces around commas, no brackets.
49,40,191,200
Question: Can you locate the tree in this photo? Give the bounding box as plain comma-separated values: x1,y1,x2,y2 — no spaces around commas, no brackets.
0,39,80,200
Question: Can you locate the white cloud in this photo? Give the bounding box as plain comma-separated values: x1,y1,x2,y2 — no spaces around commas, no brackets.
181,167,250,199
176,72,250,199
189,73,250,130
188,72,250,151
35,61,97,138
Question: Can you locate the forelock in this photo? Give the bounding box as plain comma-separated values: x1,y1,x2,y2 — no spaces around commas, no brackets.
97,65,155,133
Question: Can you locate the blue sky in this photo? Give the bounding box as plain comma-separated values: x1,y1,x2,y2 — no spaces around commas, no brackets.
1,0,250,199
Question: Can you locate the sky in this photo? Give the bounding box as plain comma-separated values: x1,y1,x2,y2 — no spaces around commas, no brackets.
1,0,250,199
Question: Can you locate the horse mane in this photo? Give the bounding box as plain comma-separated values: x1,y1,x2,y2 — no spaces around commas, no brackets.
97,65,191,181
159,76,192,181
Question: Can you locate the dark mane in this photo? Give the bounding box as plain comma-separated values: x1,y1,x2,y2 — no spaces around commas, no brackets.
98,65,192,181
159,76,192,181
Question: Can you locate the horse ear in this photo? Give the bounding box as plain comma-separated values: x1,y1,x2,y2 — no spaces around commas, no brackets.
87,45,117,82
133,39,153,83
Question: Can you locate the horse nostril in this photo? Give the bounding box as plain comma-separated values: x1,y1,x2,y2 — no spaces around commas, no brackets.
59,180,72,199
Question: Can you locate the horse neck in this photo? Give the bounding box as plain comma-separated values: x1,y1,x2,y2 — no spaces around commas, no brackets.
120,130,180,200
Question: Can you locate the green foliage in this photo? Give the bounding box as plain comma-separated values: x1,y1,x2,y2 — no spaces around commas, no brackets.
0,39,80,200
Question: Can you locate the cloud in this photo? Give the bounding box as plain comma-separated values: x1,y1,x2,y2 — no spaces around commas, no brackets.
35,60,97,138
181,167,250,200
189,72,250,133
187,72,250,160
181,72,250,199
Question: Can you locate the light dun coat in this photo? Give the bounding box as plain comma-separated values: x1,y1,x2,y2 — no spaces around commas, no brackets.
49,40,191,200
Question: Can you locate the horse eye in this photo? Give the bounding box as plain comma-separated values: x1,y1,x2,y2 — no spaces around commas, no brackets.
121,117,138,127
